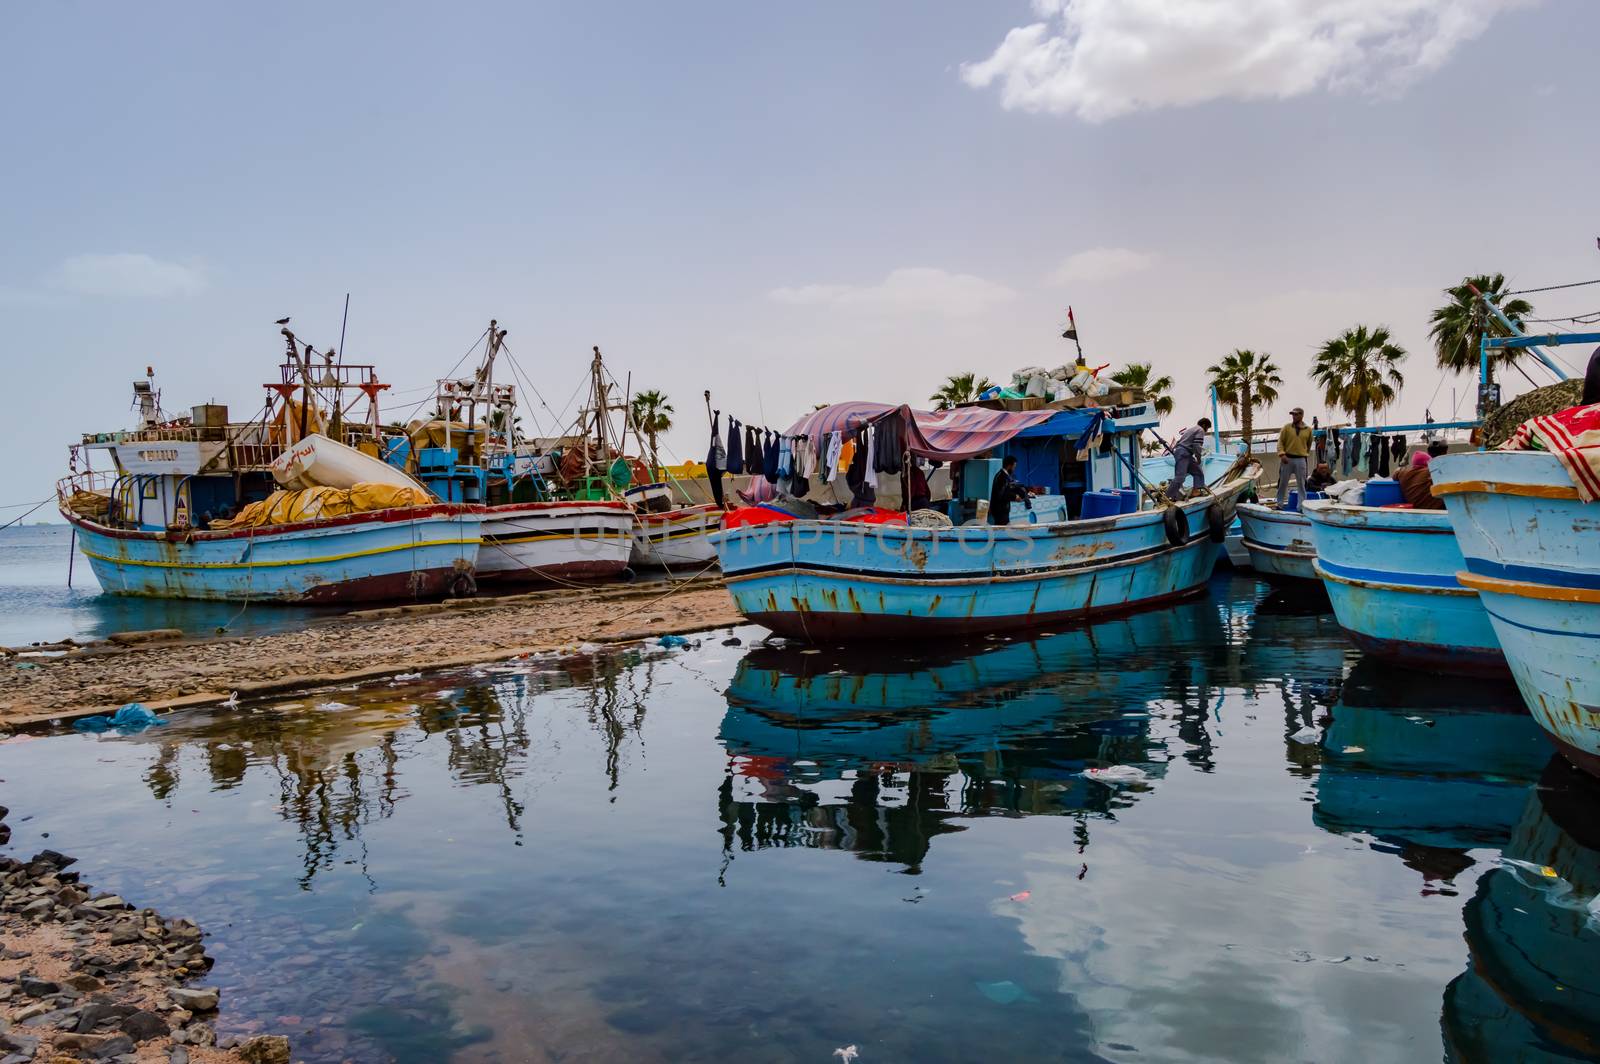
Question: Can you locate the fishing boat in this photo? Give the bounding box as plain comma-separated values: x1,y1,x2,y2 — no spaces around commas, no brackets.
395,324,633,584
1144,449,1250,566
1235,501,1317,581
624,482,721,570
57,331,484,603
1302,499,1505,673
1432,447,1600,774
712,399,1256,640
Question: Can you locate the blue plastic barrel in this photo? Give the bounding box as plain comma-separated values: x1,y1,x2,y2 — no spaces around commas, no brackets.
1363,478,1402,507
1285,490,1300,512
1117,488,1138,514
1081,490,1120,519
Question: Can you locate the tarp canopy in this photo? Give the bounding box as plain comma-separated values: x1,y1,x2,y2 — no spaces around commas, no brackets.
786,402,1101,461
211,483,434,529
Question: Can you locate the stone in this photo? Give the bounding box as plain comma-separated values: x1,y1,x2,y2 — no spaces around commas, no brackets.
19,900,51,919
62,975,100,992
10,1004,50,1022
237,1035,292,1064
87,897,128,911
52,1032,134,1059
178,1023,214,1047
168,1048,189,1064
107,925,139,947
167,988,217,1013
18,977,59,998
119,1011,169,1042
75,1003,135,1031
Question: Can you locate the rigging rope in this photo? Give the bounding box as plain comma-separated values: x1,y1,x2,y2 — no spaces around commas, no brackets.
1504,278,1600,296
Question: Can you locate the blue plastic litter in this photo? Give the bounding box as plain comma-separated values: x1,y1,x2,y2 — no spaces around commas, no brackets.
658,634,690,648
72,703,167,734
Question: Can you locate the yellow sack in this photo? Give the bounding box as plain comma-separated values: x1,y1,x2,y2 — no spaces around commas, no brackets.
211,482,435,529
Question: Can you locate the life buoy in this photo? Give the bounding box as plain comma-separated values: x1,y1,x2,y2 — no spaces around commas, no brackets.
1162,507,1185,546
1206,504,1228,543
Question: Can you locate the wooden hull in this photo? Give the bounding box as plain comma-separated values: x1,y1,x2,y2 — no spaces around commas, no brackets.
1433,451,1600,775
65,504,483,603
629,504,721,569
1237,502,1318,581
1303,500,1505,675
475,501,634,583
711,478,1250,642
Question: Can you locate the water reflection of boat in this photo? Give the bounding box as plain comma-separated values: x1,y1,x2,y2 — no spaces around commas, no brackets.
1313,661,1547,886
1236,502,1317,581
718,601,1232,868
1442,759,1600,1061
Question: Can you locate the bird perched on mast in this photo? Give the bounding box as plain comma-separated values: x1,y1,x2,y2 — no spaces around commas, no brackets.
274,316,291,326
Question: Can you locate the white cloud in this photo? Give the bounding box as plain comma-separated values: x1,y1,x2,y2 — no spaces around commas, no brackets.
49,253,207,298
769,267,1017,316
962,0,1537,121
1049,247,1156,285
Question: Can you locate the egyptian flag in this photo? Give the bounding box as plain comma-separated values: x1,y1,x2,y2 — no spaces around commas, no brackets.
1061,306,1078,341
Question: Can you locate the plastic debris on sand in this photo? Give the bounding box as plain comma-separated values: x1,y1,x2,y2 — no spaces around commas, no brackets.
658,634,690,648
71,703,166,733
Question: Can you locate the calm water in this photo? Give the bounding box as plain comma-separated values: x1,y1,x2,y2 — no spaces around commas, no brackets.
0,525,338,645
2,574,1597,1063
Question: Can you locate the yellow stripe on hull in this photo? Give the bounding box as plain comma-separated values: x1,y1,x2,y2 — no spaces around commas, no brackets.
79,537,479,570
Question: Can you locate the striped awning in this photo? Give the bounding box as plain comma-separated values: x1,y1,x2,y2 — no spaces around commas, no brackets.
786,402,1067,461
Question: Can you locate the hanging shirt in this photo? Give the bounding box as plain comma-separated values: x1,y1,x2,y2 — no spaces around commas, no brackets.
777,436,793,479
864,426,877,476
837,436,856,473
725,419,744,475
706,413,725,508
762,431,780,483
826,432,843,482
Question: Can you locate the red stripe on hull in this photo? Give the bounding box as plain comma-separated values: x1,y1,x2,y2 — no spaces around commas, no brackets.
297,565,470,604
741,582,1209,642
476,559,631,585
1342,630,1509,678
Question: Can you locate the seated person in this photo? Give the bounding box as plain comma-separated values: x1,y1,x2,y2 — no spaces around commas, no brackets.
1395,451,1445,509
1306,462,1336,493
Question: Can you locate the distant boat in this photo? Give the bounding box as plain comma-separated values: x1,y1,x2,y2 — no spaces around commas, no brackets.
1303,499,1505,674
713,400,1256,640
1235,502,1318,581
1432,449,1600,775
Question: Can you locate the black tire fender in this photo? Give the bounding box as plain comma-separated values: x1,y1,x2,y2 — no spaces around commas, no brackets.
1162,506,1185,547
1206,503,1228,543
448,571,478,598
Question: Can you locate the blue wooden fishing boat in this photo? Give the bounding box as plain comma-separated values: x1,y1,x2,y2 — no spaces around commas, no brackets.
711,400,1255,641
1235,502,1317,581
1432,448,1600,775
1302,500,1504,673
58,330,484,603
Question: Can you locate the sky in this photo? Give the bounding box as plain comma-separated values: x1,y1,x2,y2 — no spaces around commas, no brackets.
5,0,1599,518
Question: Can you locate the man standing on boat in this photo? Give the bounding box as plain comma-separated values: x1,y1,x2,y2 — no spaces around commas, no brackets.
1166,418,1211,500
1276,407,1313,507
989,455,1033,525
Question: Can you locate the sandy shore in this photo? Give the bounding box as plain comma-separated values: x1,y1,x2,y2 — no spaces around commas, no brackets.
0,579,744,727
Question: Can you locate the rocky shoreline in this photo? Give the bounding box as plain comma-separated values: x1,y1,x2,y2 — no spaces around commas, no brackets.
1,807,289,1064
0,578,741,727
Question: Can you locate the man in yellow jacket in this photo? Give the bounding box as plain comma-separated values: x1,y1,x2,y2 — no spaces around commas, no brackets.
1276,407,1313,507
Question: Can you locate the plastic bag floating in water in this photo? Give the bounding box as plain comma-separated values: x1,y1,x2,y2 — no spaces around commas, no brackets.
1288,726,1320,744
1082,765,1147,786
72,703,166,734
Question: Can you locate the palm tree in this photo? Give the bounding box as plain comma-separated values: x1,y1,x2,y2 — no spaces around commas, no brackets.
930,372,996,410
1206,349,1282,452
1109,361,1174,416
1429,273,1533,385
629,390,674,475
1312,325,1406,427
